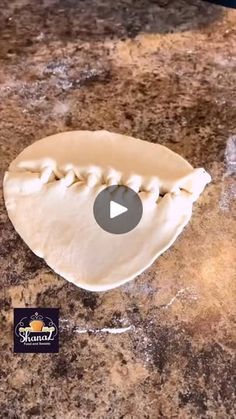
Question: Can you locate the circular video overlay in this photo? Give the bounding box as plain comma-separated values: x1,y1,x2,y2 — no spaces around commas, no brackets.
93,185,143,234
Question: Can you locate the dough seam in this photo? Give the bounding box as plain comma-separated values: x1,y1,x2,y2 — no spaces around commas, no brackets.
6,166,195,204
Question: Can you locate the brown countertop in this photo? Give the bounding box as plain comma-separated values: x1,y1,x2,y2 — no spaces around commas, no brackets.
0,1,236,418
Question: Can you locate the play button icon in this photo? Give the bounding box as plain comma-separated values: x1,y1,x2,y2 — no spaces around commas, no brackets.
93,185,143,234
110,201,128,219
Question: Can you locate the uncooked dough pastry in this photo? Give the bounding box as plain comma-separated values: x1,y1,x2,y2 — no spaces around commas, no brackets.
3,130,211,291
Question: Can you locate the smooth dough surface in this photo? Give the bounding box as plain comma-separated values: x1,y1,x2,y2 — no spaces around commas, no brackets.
3,130,211,291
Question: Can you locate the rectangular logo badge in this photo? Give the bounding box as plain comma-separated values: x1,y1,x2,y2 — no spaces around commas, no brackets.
14,308,59,353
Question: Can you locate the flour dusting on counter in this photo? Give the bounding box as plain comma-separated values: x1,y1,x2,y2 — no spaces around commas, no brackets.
219,135,236,212
74,326,134,334
60,319,134,334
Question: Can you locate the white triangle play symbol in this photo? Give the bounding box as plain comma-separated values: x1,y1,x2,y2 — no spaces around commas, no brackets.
110,201,128,219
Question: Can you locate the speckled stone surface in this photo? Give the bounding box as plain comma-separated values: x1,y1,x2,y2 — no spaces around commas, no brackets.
0,1,236,418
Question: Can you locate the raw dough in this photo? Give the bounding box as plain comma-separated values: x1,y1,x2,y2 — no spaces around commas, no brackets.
3,130,211,291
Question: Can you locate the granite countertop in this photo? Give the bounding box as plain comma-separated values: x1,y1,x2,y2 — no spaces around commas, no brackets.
0,1,236,418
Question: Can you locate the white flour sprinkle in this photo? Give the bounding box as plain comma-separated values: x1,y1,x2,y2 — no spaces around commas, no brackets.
163,288,187,309
219,136,236,212
225,135,236,175
74,326,134,334
60,319,134,334
162,287,198,309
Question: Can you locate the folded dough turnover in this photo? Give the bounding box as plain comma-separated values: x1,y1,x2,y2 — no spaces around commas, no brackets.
3,130,211,291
